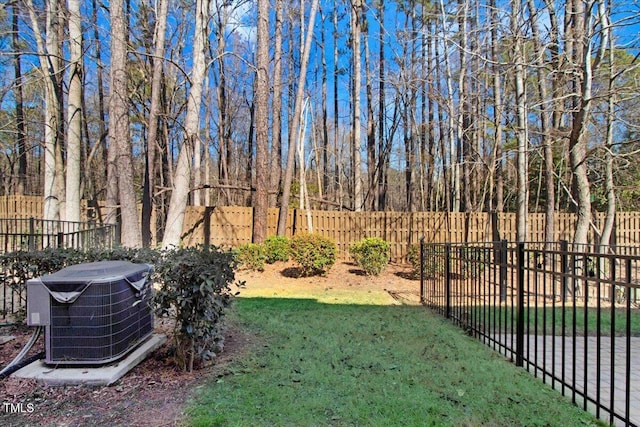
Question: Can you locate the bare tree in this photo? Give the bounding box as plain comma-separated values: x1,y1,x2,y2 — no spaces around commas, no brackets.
142,0,169,247
65,0,83,223
269,0,284,208
252,0,269,243
527,0,555,245
567,0,609,245
25,0,63,221
363,10,375,211
109,0,142,247
489,0,504,213
377,0,387,210
350,0,363,211
162,0,209,248
277,0,319,236
511,0,528,242
12,4,27,195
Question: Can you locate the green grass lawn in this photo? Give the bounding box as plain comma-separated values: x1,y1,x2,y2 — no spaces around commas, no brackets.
186,298,604,426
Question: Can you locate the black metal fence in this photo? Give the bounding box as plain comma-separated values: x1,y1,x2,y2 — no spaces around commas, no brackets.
420,240,640,427
0,217,117,320
0,217,116,254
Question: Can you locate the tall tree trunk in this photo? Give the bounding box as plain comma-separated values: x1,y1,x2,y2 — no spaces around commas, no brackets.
26,0,62,222
110,0,142,247
269,0,284,208
425,18,436,211
350,0,363,211
214,3,231,205
600,9,615,249
377,1,387,210
512,0,529,242
439,0,458,212
246,97,255,192
142,0,168,246
434,14,451,212
66,0,83,223
320,11,330,204
420,6,430,211
252,0,269,243
277,0,319,235
458,0,471,212
333,5,342,207
163,0,209,247
527,0,555,245
364,22,376,211
568,0,592,246
12,5,27,195
489,0,504,213
91,0,108,206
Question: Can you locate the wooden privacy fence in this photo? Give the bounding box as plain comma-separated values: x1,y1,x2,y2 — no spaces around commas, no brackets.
181,207,640,261
3,196,640,261
0,195,102,222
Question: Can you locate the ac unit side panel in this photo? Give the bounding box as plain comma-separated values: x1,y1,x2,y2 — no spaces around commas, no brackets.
26,280,51,326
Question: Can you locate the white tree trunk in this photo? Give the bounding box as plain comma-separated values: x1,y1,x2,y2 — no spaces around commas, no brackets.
26,0,61,222
162,0,209,248
66,0,83,223
512,0,528,242
276,0,320,235
600,7,615,249
351,0,363,211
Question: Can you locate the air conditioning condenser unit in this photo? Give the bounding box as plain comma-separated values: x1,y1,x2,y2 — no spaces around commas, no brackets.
26,260,154,365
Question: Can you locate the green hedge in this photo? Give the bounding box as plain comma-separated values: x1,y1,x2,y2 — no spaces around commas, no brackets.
236,243,268,271
264,235,290,264
289,233,337,276
349,237,391,276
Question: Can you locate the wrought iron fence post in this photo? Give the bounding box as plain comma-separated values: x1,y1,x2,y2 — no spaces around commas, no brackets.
28,217,35,252
560,240,569,302
419,236,425,304
516,242,525,367
445,243,451,319
500,239,507,302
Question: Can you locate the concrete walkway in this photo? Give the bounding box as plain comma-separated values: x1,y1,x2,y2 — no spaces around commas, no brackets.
491,334,640,427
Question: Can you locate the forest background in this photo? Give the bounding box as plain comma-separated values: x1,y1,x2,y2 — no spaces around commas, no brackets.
0,0,639,248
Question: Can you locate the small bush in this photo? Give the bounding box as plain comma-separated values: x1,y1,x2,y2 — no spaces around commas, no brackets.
289,233,336,276
407,245,421,279
236,243,267,271
408,244,446,279
264,235,290,264
153,246,238,372
349,237,391,276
